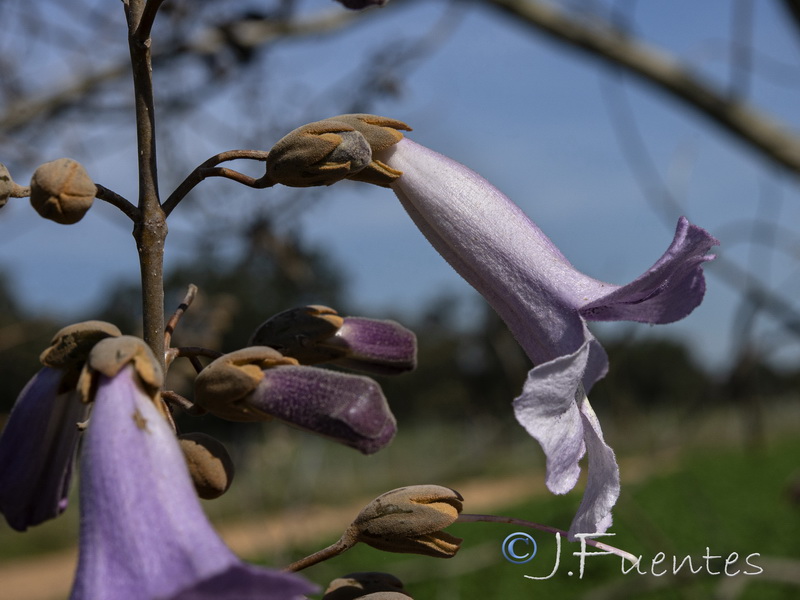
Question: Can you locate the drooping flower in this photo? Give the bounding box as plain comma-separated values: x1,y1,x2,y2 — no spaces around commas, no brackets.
376,136,718,536
70,336,314,600
194,346,397,454
0,320,120,531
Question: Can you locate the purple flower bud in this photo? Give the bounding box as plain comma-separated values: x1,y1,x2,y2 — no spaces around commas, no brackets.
0,321,120,531
250,306,417,375
0,368,87,531
194,348,397,454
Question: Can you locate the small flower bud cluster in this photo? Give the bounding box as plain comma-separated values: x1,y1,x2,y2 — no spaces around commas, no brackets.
193,305,416,454
30,158,96,224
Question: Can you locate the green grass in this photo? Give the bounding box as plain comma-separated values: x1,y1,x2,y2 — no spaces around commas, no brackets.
2,404,798,600
273,436,800,600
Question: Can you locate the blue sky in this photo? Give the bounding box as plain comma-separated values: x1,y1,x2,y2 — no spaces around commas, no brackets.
2,0,800,371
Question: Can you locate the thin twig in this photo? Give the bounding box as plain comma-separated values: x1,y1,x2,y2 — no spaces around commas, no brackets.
484,0,800,175
165,346,224,369
95,184,140,221
10,184,30,197
161,390,206,415
164,283,199,352
284,533,356,572
136,0,165,39
162,150,272,216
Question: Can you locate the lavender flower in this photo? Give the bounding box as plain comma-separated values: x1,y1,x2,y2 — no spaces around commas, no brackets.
0,320,120,531
374,137,718,536
70,337,314,600
0,368,87,531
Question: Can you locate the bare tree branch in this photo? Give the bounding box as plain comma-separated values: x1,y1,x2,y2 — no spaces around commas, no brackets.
481,0,800,175
0,8,367,135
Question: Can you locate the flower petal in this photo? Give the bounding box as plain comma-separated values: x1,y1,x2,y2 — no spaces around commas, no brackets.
567,397,620,539
0,367,86,531
330,317,417,375
512,342,591,495
579,217,719,323
70,366,314,600
250,365,397,454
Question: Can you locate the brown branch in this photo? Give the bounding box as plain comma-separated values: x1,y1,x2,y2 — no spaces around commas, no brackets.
162,150,272,216
164,283,198,352
0,10,366,134
126,0,167,371
136,0,165,40
482,0,800,175
95,184,140,221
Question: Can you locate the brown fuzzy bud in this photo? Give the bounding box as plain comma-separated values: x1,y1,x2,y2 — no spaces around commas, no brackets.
249,305,346,364
0,163,12,209
77,336,164,405
267,114,411,188
30,158,96,224
179,432,235,500
351,485,463,558
40,320,122,370
193,346,299,422
323,572,408,600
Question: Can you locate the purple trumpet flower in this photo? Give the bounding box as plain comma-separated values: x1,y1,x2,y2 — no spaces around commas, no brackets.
376,138,718,536
70,338,314,600
0,367,87,531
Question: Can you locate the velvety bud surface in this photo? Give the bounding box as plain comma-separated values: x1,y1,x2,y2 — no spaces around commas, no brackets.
352,485,463,557
250,365,397,454
330,317,417,375
0,368,87,530
29,158,96,225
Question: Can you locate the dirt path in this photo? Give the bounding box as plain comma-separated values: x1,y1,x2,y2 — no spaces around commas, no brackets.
0,456,668,600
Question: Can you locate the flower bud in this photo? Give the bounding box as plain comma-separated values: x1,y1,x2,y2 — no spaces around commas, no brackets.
251,306,416,375
0,163,12,209
267,114,410,187
351,485,463,558
323,572,409,600
30,158,96,224
194,347,396,454
40,321,122,370
192,347,299,422
178,432,235,500
77,336,164,405
249,305,346,364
